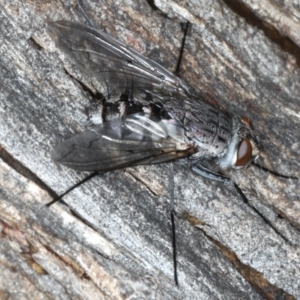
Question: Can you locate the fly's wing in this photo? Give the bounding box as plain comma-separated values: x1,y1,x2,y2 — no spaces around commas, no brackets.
48,21,224,122
48,21,191,99
52,114,195,171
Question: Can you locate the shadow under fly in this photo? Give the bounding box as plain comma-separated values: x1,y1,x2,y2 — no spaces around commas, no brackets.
46,20,295,285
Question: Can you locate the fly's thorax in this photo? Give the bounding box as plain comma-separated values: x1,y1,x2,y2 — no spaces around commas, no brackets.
183,108,233,159
216,115,260,170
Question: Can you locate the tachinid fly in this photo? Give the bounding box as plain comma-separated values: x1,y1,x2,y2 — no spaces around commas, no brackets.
48,21,260,173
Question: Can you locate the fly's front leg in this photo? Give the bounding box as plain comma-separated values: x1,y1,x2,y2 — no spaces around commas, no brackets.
191,164,231,184
191,163,289,243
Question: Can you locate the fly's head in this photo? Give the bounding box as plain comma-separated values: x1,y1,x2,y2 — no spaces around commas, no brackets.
218,115,260,170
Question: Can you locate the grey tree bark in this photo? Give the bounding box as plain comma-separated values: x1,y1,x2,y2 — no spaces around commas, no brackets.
0,0,299,299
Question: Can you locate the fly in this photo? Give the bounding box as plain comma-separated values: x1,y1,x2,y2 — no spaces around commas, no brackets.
48,21,260,173
47,20,266,285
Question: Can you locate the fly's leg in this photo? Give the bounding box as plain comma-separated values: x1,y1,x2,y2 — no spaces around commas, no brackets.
166,22,190,285
46,172,100,207
174,22,190,76
191,164,231,183
75,0,96,28
192,164,290,243
253,162,298,180
168,162,178,285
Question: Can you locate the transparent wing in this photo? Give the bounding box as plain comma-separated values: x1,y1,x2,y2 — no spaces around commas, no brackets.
48,21,223,121
52,114,195,171
48,21,191,98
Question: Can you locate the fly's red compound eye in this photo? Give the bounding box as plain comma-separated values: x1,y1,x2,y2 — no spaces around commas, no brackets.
241,116,253,129
235,138,253,166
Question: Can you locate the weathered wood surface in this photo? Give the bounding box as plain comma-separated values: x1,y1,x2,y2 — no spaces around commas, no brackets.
0,0,299,299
